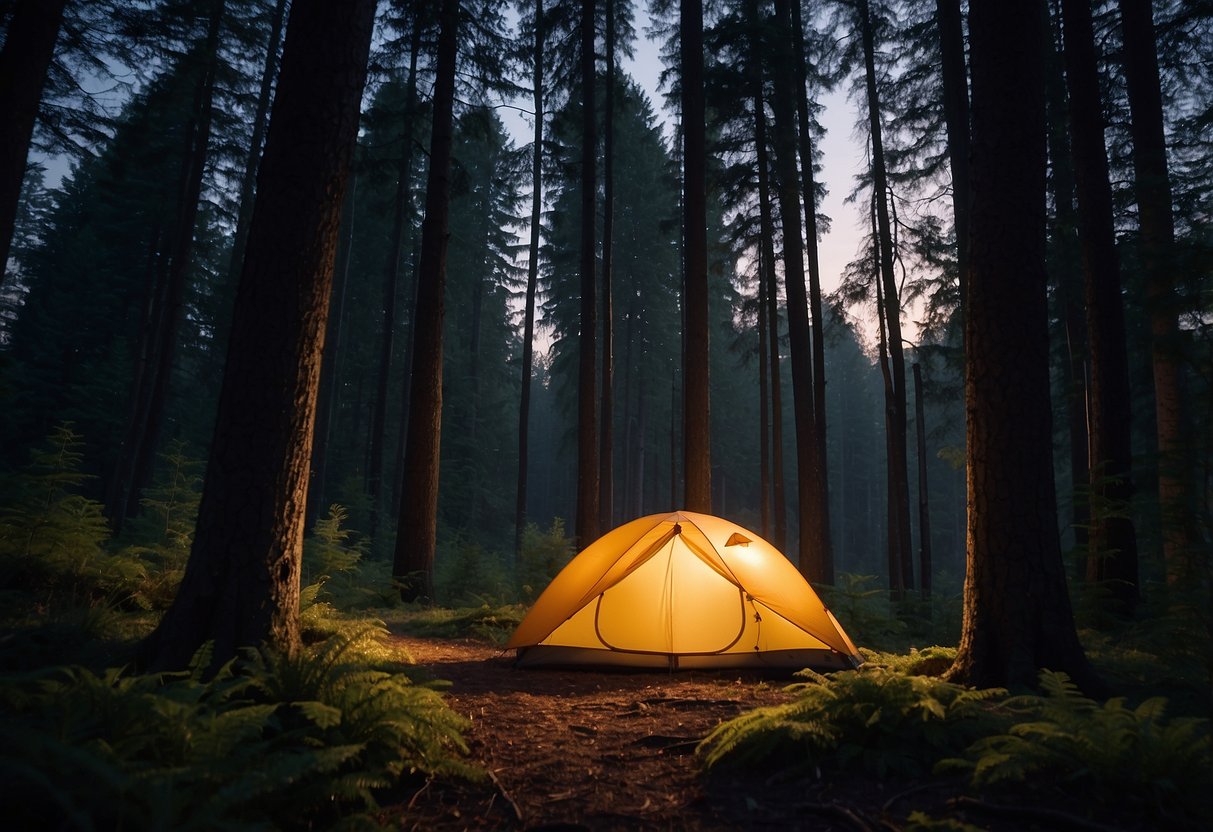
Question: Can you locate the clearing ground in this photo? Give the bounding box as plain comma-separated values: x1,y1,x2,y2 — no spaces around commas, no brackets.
383,635,939,831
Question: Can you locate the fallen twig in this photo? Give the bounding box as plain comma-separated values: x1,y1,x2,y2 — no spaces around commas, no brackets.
487,768,524,825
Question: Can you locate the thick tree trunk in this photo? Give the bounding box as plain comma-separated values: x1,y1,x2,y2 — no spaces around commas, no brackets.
0,0,66,286
144,0,377,671
934,0,971,308
515,0,544,564
393,0,459,601
682,0,711,514
1060,0,1138,613
859,0,913,594
575,0,600,547
600,0,616,529
767,0,826,580
790,0,832,581
948,0,1098,693
1118,0,1191,583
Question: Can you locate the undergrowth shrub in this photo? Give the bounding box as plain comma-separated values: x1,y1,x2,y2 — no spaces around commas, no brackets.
117,441,204,610
0,424,139,603
0,628,477,830
699,667,1006,777
518,518,574,599
945,670,1212,826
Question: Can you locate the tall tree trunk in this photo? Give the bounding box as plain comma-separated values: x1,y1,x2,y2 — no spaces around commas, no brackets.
913,361,933,602
516,0,544,564
874,246,904,599
935,0,971,309
1117,0,1190,583
393,0,460,601
0,0,66,287
112,0,226,529
390,19,426,521
1060,0,1139,613
749,26,787,552
599,0,616,529
1043,0,1090,575
368,21,421,540
222,0,287,336
575,0,600,547
747,14,786,548
790,0,832,581
758,254,771,539
858,0,913,594
948,0,1099,693
767,0,826,580
307,172,358,529
682,0,711,514
143,0,377,671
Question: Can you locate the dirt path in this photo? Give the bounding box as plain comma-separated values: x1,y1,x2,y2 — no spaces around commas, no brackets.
385,635,812,830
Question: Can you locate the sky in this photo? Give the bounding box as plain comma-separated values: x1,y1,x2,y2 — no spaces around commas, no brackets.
498,6,875,348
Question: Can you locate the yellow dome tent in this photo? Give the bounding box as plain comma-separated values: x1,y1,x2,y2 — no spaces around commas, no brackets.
508,511,863,671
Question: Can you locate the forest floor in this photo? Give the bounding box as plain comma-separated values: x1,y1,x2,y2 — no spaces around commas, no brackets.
378,634,1000,832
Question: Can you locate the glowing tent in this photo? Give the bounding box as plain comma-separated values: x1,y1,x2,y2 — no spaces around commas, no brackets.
507,511,862,670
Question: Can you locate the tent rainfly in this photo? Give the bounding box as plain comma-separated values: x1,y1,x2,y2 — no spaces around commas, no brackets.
507,511,863,671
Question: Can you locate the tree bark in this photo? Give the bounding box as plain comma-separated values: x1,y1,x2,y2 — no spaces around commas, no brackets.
307,172,358,529
758,249,771,539
768,0,826,581
935,0,971,309
682,0,711,514
575,0,600,547
516,0,544,564
1117,0,1190,583
144,0,377,671
749,16,787,552
742,8,790,553
368,19,422,540
913,361,933,602
0,0,67,287
1043,0,1089,575
1060,0,1139,613
393,0,460,601
858,0,913,595
790,0,832,581
948,0,1099,693
600,0,617,529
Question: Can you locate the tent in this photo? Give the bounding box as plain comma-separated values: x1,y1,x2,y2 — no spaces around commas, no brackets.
507,511,863,671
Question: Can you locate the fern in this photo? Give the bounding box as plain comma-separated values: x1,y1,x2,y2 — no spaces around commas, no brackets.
952,670,1211,824
303,504,367,583
0,629,478,829
700,666,1006,777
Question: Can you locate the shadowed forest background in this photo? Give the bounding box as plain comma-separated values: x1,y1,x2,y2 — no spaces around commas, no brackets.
0,0,1210,828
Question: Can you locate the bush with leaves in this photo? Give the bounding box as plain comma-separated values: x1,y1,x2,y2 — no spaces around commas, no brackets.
699,667,1007,777
947,670,1212,826
517,518,575,599
0,628,478,829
